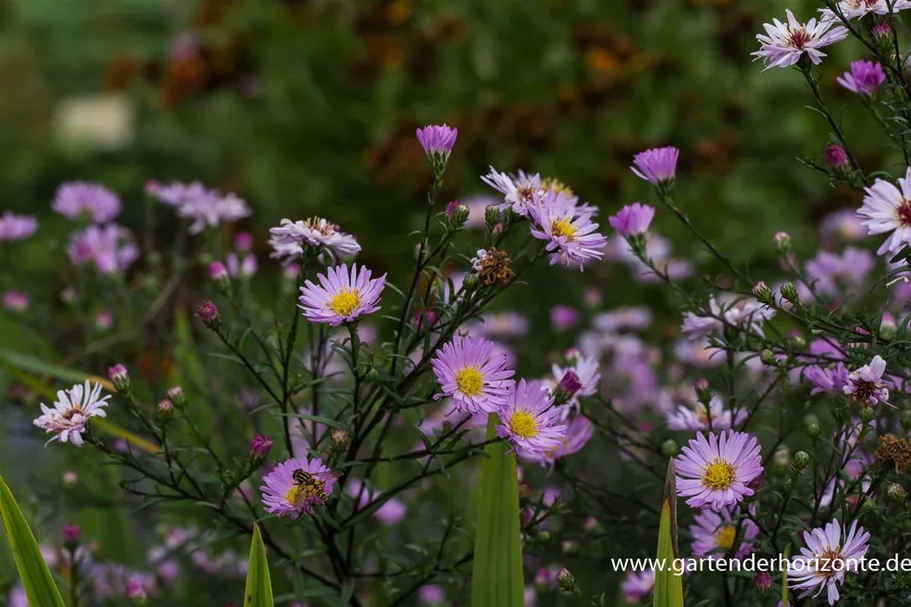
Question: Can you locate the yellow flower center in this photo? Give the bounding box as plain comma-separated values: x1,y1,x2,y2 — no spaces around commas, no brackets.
455,366,484,397
551,218,577,242
543,177,574,198
702,459,735,490
328,288,361,317
284,481,325,508
714,525,736,550
509,410,539,439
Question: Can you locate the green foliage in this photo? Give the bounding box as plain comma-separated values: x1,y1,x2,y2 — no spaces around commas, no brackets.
0,472,67,607
244,524,274,607
654,461,684,607
471,414,524,607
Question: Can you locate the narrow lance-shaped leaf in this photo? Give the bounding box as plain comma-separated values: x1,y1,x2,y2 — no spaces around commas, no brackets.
243,524,274,607
471,414,524,607
0,473,67,607
653,460,684,607
782,545,790,607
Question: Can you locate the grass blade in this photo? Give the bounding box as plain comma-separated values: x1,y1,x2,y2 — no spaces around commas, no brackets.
653,460,684,607
244,524,274,607
470,414,523,607
0,473,67,607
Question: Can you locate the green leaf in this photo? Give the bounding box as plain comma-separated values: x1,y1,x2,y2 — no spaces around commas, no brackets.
654,460,684,607
243,524,274,607
0,473,67,607
471,414,523,607
782,545,789,607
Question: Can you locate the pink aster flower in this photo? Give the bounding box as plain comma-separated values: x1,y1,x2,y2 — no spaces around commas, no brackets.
820,0,911,21
666,395,748,432
806,363,850,396
496,379,567,458
0,212,37,242
260,457,336,518
67,224,139,274
34,381,111,447
549,305,578,331
226,252,258,278
620,570,655,603
842,354,891,407
752,10,848,70
298,263,386,326
418,585,446,605
837,60,886,96
431,336,515,414
2,291,28,313
416,124,458,161
269,217,361,263
528,190,607,269
609,203,656,238
630,147,679,186
152,181,250,234
690,506,759,561
675,430,763,510
790,519,870,605
481,167,543,216
52,182,121,223
857,166,911,255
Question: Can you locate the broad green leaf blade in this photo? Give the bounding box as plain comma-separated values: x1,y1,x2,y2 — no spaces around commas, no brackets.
244,524,274,607
0,473,67,607
471,414,523,607
653,460,684,607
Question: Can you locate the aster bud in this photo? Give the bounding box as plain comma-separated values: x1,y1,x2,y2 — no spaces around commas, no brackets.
195,300,220,329
125,579,147,604
806,422,821,437
108,364,130,393
825,144,849,171
661,439,678,457
873,20,892,42
209,262,231,295
556,568,575,592
249,434,273,462
694,378,712,404
759,349,777,367
774,231,791,255
158,399,174,422
536,530,550,542
484,205,502,231
754,571,773,594
234,231,254,252
330,428,349,449
860,498,878,517
858,407,875,425
889,482,906,503
793,450,809,469
62,523,81,549
167,386,186,409
752,281,773,305
791,335,806,350
881,313,898,340
446,201,470,228
518,481,534,500
583,516,601,533
462,273,480,292
62,470,79,486
553,371,582,406
564,348,581,366
779,282,799,304
774,445,790,467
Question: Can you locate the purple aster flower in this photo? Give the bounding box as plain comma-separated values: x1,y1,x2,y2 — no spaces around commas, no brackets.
415,124,458,161
752,10,848,70
52,182,121,223
790,519,870,605
690,506,759,561
804,247,874,298
675,430,763,510
843,354,891,407
34,381,111,447
298,263,385,325
260,456,336,518
666,395,748,432
857,166,911,256
152,181,250,234
550,305,578,331
496,379,567,458
630,146,679,186
7,587,27,607
418,585,446,605
837,60,886,96
431,336,515,414
609,203,656,238
2,291,28,313
226,252,258,278
0,212,37,242
481,167,543,216
67,224,139,275
528,190,607,269
820,209,865,242
806,363,850,395
525,415,593,467
620,570,654,603
269,217,361,263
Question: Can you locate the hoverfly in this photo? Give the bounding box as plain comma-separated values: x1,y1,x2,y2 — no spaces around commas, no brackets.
292,469,330,502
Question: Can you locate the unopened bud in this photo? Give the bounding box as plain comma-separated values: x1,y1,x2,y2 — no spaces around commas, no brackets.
752,281,773,305
484,205,502,230
194,300,220,329
889,482,906,503
564,348,581,366
158,399,174,422
759,349,777,367
62,523,81,549
553,371,582,405
774,231,791,254
806,422,821,437
825,144,849,171
330,428,349,448
446,201,470,228
167,386,186,409
754,571,773,594
780,282,799,304
873,20,892,42
774,446,790,467
249,434,273,462
694,378,712,404
562,540,578,554
661,439,678,457
881,313,898,340
518,481,534,499
108,364,130,393
62,470,78,486
125,579,147,604
556,568,575,592
462,273,480,291
860,498,878,517
793,450,809,469
859,406,875,424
